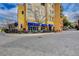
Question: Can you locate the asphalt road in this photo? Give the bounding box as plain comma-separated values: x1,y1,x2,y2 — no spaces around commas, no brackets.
0,31,79,56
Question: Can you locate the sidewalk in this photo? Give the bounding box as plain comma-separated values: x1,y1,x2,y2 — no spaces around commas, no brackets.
5,32,55,37
3,30,78,37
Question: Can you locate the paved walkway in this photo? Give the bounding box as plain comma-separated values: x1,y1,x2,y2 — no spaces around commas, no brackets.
0,31,79,56
5,32,55,36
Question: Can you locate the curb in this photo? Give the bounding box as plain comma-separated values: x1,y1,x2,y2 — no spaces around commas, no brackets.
5,32,54,37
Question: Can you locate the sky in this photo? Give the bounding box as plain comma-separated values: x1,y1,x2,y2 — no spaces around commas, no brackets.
0,3,79,24
0,3,17,24
62,3,79,22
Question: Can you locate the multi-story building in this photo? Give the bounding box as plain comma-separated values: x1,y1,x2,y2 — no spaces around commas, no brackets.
53,3,63,32
17,3,63,32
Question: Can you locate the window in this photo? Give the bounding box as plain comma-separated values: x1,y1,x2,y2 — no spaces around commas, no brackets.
28,3,32,10
41,3,45,6
52,4,54,8
22,11,24,14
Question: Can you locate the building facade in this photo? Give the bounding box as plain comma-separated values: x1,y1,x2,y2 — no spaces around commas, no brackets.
17,3,63,32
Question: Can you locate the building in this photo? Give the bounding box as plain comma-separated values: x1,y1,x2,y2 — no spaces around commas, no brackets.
17,3,63,32
18,4,28,32
53,3,63,32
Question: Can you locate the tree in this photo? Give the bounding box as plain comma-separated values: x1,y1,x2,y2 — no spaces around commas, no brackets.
63,17,70,26
63,16,75,30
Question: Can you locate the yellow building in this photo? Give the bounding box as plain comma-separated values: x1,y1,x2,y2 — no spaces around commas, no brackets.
17,3,63,32
53,3,63,32
18,4,28,31
46,3,54,31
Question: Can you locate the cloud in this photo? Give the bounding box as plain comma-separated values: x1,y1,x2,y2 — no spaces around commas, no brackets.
0,4,17,24
62,3,79,22
62,4,77,11
63,11,79,22
0,4,7,10
62,3,79,12
62,3,72,11
0,3,17,10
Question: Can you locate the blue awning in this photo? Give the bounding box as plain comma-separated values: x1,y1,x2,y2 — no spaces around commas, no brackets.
28,22,33,26
48,24,53,26
41,24,47,27
28,22,40,26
